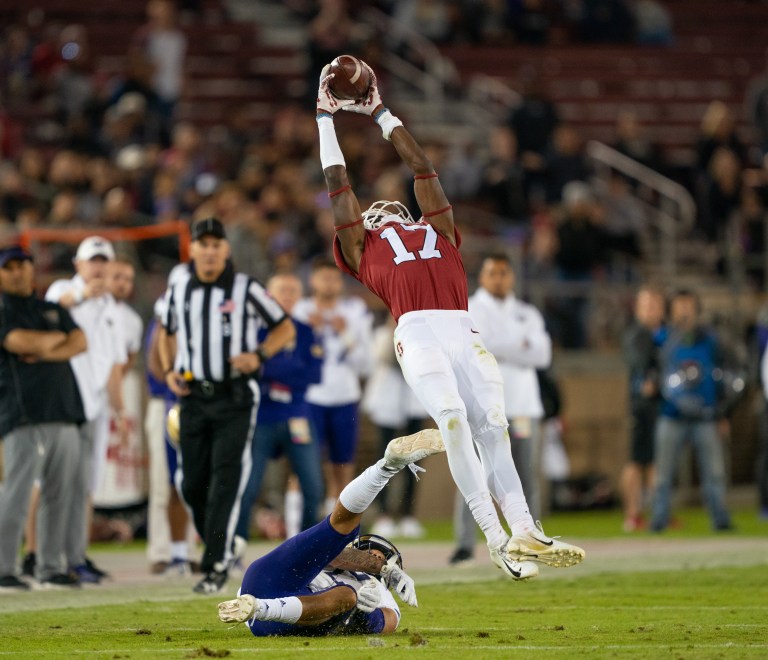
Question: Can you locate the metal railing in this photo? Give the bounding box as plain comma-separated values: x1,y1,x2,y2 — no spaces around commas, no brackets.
585,140,697,279
358,7,458,116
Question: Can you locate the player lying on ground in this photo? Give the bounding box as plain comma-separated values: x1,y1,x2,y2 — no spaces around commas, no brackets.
217,429,443,636
316,60,585,580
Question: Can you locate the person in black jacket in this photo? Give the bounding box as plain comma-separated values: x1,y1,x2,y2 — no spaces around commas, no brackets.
620,284,665,532
0,246,87,590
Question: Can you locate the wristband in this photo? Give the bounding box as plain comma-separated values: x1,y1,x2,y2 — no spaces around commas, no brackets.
255,347,269,364
328,184,351,199
374,108,403,141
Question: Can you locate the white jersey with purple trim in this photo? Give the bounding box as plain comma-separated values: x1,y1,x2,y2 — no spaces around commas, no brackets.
309,570,400,622
292,297,374,406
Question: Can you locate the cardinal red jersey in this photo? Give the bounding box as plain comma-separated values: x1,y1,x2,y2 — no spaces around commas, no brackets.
334,220,468,321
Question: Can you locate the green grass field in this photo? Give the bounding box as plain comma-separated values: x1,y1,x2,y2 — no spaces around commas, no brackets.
3,508,767,659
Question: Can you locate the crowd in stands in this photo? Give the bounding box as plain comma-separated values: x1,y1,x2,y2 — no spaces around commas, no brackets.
1,2,767,591
0,0,767,346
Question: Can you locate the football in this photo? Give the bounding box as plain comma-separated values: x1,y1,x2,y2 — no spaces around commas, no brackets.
327,55,371,101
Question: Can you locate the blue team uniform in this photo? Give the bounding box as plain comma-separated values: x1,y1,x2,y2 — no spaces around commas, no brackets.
239,517,396,637
235,319,324,538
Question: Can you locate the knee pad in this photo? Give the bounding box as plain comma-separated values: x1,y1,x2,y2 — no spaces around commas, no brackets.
437,408,468,432
474,407,509,440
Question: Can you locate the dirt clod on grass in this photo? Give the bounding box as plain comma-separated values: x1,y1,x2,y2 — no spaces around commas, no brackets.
186,647,231,658
409,632,427,647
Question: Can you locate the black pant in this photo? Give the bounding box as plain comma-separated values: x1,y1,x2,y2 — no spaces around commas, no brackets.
179,389,255,573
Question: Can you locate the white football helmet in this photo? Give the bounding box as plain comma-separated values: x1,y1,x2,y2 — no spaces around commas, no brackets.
362,200,416,231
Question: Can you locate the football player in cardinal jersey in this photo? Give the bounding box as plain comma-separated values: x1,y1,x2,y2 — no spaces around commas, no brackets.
315,62,584,580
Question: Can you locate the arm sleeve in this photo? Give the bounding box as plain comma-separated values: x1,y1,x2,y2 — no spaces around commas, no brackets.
260,324,324,388
0,304,16,345
159,286,177,334
333,235,362,280
45,279,72,303
344,306,375,377
246,280,286,329
57,305,80,333
128,312,144,354
469,301,551,368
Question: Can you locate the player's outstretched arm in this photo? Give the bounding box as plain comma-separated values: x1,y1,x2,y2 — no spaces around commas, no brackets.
316,67,366,272
344,64,455,245
389,126,455,246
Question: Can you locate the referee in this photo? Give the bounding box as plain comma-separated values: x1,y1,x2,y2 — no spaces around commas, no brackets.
159,218,295,594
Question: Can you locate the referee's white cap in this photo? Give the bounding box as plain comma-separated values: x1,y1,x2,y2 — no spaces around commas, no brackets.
75,236,116,262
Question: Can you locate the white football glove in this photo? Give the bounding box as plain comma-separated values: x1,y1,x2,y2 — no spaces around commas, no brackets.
355,579,383,613
341,63,384,117
316,64,356,116
380,555,418,607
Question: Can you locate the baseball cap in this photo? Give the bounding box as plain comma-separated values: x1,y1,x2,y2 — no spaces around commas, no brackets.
0,246,33,268
75,236,116,262
191,217,226,242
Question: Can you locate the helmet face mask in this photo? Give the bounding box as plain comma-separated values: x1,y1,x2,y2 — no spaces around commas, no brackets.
350,533,403,576
362,200,416,231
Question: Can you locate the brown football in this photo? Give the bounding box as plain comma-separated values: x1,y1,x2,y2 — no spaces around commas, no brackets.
327,55,371,101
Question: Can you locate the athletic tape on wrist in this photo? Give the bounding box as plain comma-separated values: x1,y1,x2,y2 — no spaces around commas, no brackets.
375,108,403,141
317,117,346,169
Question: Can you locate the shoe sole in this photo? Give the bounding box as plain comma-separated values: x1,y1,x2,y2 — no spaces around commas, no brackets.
385,429,445,466
491,556,539,580
506,538,586,568
218,595,256,623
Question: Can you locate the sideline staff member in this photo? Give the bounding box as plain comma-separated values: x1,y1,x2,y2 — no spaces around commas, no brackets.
0,247,86,590
159,218,295,594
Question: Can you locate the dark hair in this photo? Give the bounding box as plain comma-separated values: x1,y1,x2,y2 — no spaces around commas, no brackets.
669,288,701,311
482,252,512,266
310,256,338,272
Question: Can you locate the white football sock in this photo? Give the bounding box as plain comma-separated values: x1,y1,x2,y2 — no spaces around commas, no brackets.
475,426,535,535
466,491,509,549
171,541,188,561
324,497,337,517
284,489,303,539
338,462,396,514
254,596,303,623
437,410,508,548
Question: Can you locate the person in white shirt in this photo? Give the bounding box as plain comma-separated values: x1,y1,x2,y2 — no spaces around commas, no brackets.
292,258,374,511
107,259,143,370
45,236,128,583
450,253,552,565
362,318,429,539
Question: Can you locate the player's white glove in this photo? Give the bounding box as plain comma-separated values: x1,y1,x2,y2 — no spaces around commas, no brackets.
380,555,418,607
316,64,356,116
355,579,383,613
340,62,402,140
341,63,383,117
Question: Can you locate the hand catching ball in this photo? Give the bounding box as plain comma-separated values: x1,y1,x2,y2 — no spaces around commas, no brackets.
327,55,371,101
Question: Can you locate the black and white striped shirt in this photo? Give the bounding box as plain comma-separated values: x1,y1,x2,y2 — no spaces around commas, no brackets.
161,263,285,382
